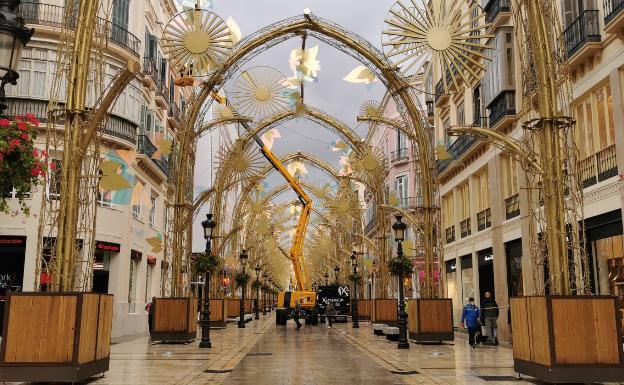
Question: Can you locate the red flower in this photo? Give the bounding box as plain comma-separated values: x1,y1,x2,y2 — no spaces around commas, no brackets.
20,133,29,140
17,121,28,131
42,150,48,158
8,139,20,148
0,119,9,127
31,167,41,176
50,161,57,170
33,148,39,157
25,114,39,126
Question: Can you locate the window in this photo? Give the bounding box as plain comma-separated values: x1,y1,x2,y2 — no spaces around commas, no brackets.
502,155,520,219
574,82,616,160
473,86,482,125
473,169,490,230
98,190,112,208
149,194,156,228
112,0,129,28
145,264,153,303
395,175,408,207
483,27,515,105
456,102,465,126
396,130,406,151
49,159,62,200
132,181,145,220
458,182,470,225
128,257,138,313
562,0,597,29
442,193,455,244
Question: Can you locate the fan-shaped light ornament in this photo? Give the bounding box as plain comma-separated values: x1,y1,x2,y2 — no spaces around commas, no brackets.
216,139,264,178
162,8,233,80
382,0,493,95
228,66,291,121
359,100,382,119
213,104,236,120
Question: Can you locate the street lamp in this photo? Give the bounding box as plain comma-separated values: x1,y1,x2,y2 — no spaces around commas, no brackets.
351,250,359,329
199,213,216,348
323,271,329,286
254,264,261,320
312,281,318,292
0,0,34,116
392,214,409,349
371,259,376,299
238,249,248,328
334,265,340,285
261,271,268,315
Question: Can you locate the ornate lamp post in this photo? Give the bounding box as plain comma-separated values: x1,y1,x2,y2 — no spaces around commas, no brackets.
371,260,376,299
254,264,261,320
262,271,268,315
238,250,248,328
351,250,359,329
334,265,340,285
323,272,329,286
0,0,34,116
199,213,216,348
392,215,409,349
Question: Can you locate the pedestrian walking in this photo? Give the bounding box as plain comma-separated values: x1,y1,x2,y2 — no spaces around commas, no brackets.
145,297,156,332
482,291,499,345
460,297,480,349
325,301,335,328
293,301,302,329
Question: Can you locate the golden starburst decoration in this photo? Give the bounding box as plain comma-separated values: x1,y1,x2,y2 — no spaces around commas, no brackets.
216,139,264,179
325,181,361,221
359,100,382,118
382,0,493,95
213,104,237,120
162,9,233,78
228,66,291,121
350,146,388,190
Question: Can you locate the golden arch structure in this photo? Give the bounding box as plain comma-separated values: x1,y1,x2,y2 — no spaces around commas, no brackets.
167,13,440,298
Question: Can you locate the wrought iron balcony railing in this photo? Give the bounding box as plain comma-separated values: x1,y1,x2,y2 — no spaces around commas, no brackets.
448,134,476,159
390,148,409,163
485,0,511,24
579,144,618,187
488,90,516,128
138,135,170,176
168,103,182,121
604,0,624,24
563,10,601,58
18,2,140,56
143,57,159,78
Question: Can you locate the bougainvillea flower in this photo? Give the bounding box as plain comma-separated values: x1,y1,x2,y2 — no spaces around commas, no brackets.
0,119,9,127
20,133,29,140
17,121,28,131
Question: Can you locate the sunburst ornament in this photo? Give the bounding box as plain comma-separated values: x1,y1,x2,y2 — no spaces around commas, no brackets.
228,66,291,121
162,8,233,79
350,146,388,190
359,100,382,119
216,139,264,178
213,104,236,120
382,0,493,95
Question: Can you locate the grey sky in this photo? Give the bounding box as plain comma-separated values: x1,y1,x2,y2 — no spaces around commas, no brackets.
192,0,398,251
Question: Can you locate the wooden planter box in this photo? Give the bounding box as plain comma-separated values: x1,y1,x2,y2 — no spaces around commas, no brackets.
371,299,397,325
511,296,624,383
407,298,454,342
208,299,228,328
356,299,371,320
227,299,253,319
150,298,197,343
0,292,113,382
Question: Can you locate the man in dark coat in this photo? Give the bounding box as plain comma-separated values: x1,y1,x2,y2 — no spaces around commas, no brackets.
482,291,499,345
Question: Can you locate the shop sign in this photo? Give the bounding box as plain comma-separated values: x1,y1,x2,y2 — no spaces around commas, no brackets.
0,236,26,247
96,241,120,252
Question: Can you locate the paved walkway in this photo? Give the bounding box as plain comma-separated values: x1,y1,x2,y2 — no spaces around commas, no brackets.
11,314,621,384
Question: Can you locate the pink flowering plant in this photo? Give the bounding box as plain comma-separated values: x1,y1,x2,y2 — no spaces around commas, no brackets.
0,114,47,214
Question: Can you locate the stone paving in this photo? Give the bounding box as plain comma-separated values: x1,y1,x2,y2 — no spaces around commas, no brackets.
10,314,621,384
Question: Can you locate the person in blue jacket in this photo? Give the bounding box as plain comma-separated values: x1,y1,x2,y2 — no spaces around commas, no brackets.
460,297,481,349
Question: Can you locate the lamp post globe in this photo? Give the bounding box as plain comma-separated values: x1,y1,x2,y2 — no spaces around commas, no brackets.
0,0,34,115
199,213,217,348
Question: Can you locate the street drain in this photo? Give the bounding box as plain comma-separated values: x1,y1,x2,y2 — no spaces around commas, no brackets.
204,369,233,374
389,370,419,375
247,352,272,356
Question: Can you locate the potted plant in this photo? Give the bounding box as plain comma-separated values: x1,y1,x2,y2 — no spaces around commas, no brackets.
0,115,47,214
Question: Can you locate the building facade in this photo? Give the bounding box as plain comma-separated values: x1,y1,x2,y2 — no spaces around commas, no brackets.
0,0,188,339
433,0,624,342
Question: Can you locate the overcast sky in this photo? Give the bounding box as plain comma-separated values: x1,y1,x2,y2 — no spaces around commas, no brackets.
192,0,398,251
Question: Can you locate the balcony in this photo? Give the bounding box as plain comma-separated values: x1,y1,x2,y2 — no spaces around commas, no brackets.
436,158,453,174
579,144,618,188
505,194,520,219
425,100,434,119
487,90,516,129
155,78,169,109
460,218,471,238
448,133,477,159
18,2,140,56
563,10,601,64
604,0,624,34
485,0,511,28
168,103,182,128
5,97,137,146
445,226,456,244
142,57,159,87
137,135,170,177
397,196,424,210
390,148,409,164
477,208,492,231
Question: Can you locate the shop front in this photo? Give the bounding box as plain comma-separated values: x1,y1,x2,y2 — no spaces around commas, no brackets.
478,248,495,300
585,210,624,295
445,259,460,325
460,254,474,305
0,235,26,337
505,239,523,297
93,240,120,294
